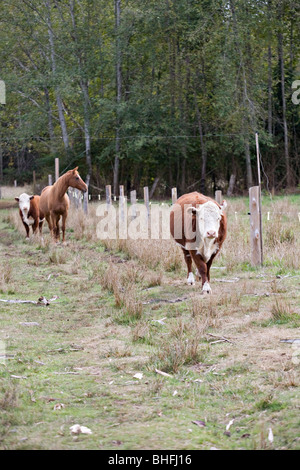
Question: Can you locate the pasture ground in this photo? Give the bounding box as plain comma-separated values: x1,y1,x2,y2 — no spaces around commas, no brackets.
0,194,299,450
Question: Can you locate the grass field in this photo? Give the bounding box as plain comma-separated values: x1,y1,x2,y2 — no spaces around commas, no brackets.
0,193,299,450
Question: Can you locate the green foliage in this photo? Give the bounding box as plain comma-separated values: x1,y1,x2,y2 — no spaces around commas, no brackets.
0,0,299,191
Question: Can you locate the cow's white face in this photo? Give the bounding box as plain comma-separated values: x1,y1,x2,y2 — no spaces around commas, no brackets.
15,193,34,216
191,201,226,240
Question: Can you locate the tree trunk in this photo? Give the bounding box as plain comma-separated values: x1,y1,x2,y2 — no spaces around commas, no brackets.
227,174,236,197
81,78,92,179
0,140,3,182
44,0,69,153
268,45,273,137
114,0,122,196
194,93,207,194
229,0,253,188
44,86,55,154
244,135,252,188
69,0,92,179
149,176,160,199
278,8,291,187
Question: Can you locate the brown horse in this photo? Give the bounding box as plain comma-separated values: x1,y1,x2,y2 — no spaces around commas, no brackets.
39,167,87,242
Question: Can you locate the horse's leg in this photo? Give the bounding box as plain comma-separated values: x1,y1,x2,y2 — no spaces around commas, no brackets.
46,215,53,238
39,220,44,243
61,211,68,243
51,212,60,242
39,220,44,235
39,210,45,240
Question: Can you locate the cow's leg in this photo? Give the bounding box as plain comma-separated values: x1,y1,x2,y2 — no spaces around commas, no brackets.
190,251,211,294
22,221,30,240
182,248,195,285
32,219,39,237
206,254,216,283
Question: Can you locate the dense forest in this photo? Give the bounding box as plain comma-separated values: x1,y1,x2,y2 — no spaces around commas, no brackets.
0,0,300,198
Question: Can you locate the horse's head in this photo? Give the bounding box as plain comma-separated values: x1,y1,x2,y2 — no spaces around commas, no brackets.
68,167,88,192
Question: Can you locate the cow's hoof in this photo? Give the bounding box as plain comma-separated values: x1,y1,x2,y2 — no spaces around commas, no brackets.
202,281,212,294
187,272,195,285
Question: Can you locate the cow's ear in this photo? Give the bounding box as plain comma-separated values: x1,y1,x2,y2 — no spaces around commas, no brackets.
220,200,227,212
29,195,34,200
15,197,19,202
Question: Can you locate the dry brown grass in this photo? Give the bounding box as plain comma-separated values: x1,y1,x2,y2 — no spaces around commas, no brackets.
8,195,299,273
152,319,209,373
98,198,299,273
97,261,143,322
0,184,33,200
0,382,18,410
0,264,13,294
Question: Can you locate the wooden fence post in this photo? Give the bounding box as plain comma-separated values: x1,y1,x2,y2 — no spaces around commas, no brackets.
119,185,125,222
83,191,88,214
48,175,53,186
68,188,73,206
83,174,90,215
72,189,77,209
215,190,222,205
144,186,150,225
78,189,83,210
55,158,59,181
106,185,112,210
33,171,36,194
130,190,137,219
119,185,127,237
249,186,263,266
172,187,177,205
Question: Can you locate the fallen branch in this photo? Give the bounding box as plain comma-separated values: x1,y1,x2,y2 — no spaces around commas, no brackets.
207,333,234,344
210,339,229,345
0,295,58,306
53,371,80,375
262,275,300,284
214,278,240,283
155,368,173,378
280,339,300,344
143,297,187,305
242,292,282,297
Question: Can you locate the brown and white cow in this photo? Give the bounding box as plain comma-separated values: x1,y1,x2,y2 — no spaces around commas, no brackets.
15,193,45,240
170,192,227,294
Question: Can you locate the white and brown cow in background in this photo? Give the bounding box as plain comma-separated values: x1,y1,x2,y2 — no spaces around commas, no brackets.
170,192,227,294
15,193,45,240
